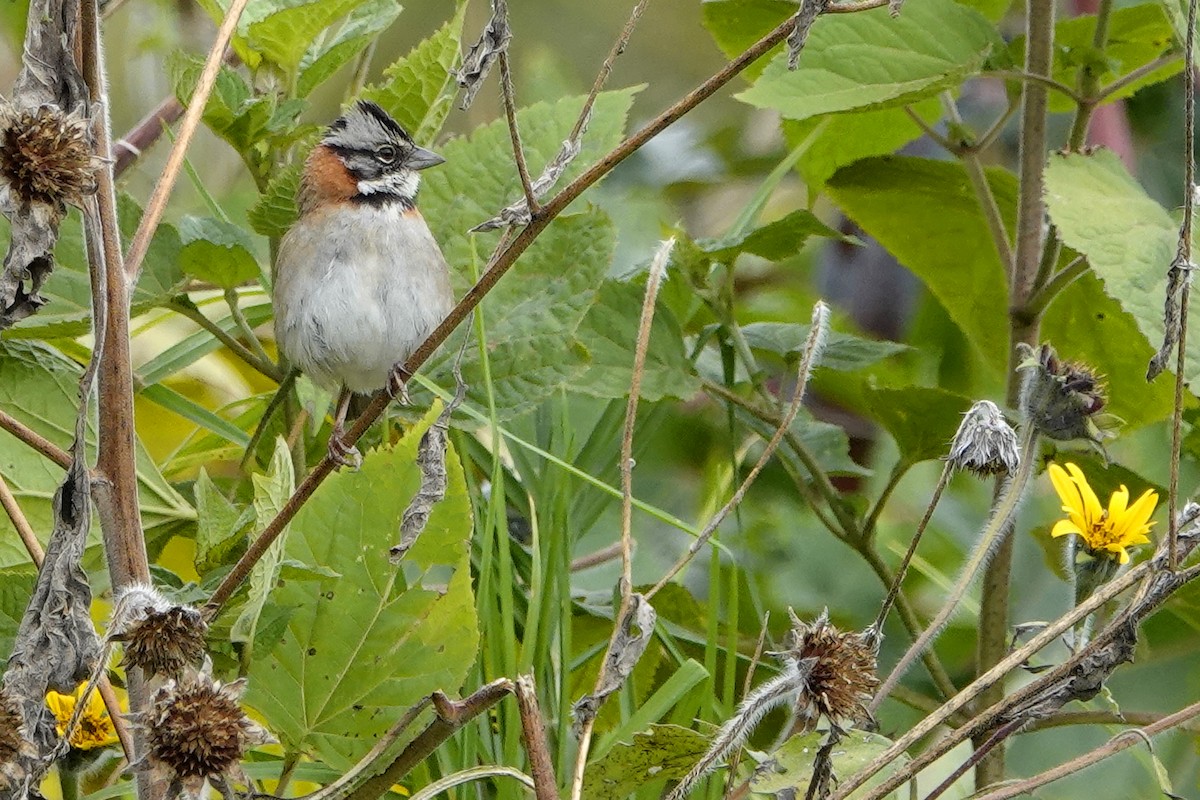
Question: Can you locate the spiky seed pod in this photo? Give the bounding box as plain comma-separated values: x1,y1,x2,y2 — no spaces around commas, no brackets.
1018,343,1110,445
785,609,879,732
0,105,98,208
947,400,1021,477
114,606,207,678
136,673,273,794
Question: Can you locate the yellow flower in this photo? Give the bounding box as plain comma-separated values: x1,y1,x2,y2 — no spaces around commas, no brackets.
45,684,119,751
1048,462,1158,564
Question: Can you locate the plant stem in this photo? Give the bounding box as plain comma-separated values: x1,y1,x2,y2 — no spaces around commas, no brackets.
170,298,284,383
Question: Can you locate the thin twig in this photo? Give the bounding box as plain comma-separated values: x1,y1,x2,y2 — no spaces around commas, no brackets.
499,52,539,214
723,612,771,800
569,238,675,800
0,472,43,567
570,542,624,571
1092,53,1183,104
903,105,953,151
170,298,284,383
972,700,1200,800
647,303,829,599
985,69,1082,103
203,6,809,618
569,0,652,144
971,100,1017,153
514,676,557,800
1021,255,1088,319
112,95,184,178
941,92,1014,273
122,0,253,281
224,287,275,367
0,409,71,468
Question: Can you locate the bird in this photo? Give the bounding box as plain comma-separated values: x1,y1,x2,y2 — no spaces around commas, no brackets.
273,100,454,467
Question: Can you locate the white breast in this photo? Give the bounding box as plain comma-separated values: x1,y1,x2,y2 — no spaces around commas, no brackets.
273,203,455,393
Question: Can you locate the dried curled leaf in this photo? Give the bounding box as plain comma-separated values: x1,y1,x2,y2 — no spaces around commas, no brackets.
572,592,656,732
454,0,511,110
786,0,831,70
471,136,582,232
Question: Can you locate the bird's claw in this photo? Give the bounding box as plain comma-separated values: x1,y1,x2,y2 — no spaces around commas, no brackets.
387,366,412,404
327,428,362,470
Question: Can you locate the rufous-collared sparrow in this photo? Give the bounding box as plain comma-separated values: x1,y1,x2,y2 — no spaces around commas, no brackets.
273,100,454,466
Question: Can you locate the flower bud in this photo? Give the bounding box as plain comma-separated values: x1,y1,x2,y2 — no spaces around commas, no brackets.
946,400,1020,476
1018,343,1111,446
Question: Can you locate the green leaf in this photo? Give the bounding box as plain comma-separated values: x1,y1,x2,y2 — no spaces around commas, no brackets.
248,162,303,240
194,468,251,572
735,406,871,477
0,567,35,678
826,156,1010,368
0,342,194,568
360,1,466,144
245,406,478,768
571,279,701,402
168,53,275,154
737,0,998,121
702,0,794,82
248,0,375,74
866,386,973,464
582,724,712,800
700,209,847,260
138,300,273,385
1043,149,1195,398
751,731,910,797
740,322,910,370
783,98,941,192
1017,4,1182,113
232,439,295,646
296,0,403,97
178,216,261,289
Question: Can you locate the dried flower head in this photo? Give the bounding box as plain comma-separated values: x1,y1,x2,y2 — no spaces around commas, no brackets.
784,609,879,732
947,400,1020,476
1018,343,1110,446
0,105,98,208
109,585,207,678
0,688,26,764
135,672,273,797
45,684,120,751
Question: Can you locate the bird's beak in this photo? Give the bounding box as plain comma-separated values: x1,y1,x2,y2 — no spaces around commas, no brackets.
407,146,446,171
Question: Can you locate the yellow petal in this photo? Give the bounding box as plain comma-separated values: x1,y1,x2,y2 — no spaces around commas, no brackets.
1065,463,1103,524
1108,485,1129,520
1048,463,1083,517
1051,519,1081,538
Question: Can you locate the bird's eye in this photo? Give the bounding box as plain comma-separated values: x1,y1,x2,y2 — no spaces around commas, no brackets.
377,145,398,164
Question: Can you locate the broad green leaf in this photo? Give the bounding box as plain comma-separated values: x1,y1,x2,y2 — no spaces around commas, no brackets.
194,468,251,572
168,53,275,154
751,731,910,798
737,0,998,121
7,197,186,339
178,216,261,289
702,0,794,81
248,162,303,239
783,99,941,192
1044,149,1197,396
248,0,374,74
582,724,711,800
233,439,295,646
245,406,478,768
572,280,701,402
740,322,910,370
1008,4,1182,113
866,386,973,464
360,1,466,144
827,156,1010,368
700,209,847,260
0,342,194,568
0,567,35,678
296,0,403,97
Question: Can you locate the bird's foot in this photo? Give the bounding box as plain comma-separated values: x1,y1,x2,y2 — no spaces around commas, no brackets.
327,426,362,470
387,366,412,405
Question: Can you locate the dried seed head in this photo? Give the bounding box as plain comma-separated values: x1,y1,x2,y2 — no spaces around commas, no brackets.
136,673,273,792
947,400,1020,476
0,689,27,765
1018,343,1110,445
109,584,206,678
0,105,98,208
784,609,879,732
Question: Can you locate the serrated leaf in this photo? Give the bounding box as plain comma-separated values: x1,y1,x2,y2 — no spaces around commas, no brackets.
194,468,251,572
245,406,478,768
178,216,261,289
702,0,794,82
248,162,303,239
360,1,466,144
827,156,1010,368
582,724,711,800
248,0,374,74
1044,149,1197,398
740,322,909,370
232,439,295,646
866,386,973,464
751,731,910,797
297,0,403,97
0,341,194,568
572,279,700,402
168,52,275,154
737,0,999,121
